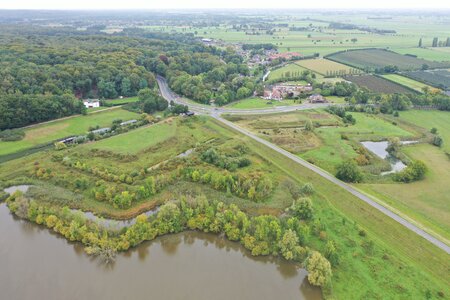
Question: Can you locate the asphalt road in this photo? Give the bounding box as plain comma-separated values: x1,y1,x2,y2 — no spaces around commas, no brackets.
157,76,450,254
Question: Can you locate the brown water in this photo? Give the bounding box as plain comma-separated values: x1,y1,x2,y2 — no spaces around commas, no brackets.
0,201,321,300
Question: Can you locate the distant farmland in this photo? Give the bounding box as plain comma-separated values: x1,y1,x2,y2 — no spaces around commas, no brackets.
294,58,363,76
381,74,435,92
327,49,450,71
403,69,450,90
344,75,415,93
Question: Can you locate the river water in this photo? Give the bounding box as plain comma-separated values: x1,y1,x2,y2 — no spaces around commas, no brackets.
0,187,321,300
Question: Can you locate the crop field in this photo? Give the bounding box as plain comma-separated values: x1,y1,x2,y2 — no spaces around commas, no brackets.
104,96,139,105
403,69,450,90
344,75,415,93
2,114,449,299
294,58,362,76
0,108,139,157
392,47,450,62
327,49,450,71
381,74,435,92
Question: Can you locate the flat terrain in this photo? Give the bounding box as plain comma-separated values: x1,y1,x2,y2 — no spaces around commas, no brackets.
381,74,435,92
267,63,308,81
327,49,450,71
295,58,361,76
344,74,415,93
403,69,450,90
393,47,450,62
225,98,300,109
0,108,139,157
360,143,450,242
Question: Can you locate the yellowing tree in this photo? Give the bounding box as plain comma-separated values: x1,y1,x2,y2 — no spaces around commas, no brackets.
306,251,332,287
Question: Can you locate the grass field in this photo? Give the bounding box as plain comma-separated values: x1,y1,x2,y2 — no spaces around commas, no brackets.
294,58,362,76
85,120,177,154
327,48,450,71
0,108,139,157
104,96,139,105
359,143,450,242
345,74,415,93
381,74,435,92
267,63,308,81
225,97,300,109
398,110,450,152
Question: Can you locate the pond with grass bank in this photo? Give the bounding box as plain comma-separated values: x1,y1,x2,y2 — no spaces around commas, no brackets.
361,140,417,175
1,186,321,300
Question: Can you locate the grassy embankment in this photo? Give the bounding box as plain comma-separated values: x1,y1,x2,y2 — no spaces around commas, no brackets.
0,107,139,157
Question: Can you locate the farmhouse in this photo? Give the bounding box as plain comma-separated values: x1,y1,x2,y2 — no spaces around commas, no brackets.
263,83,312,100
268,52,303,61
83,99,100,108
308,94,328,103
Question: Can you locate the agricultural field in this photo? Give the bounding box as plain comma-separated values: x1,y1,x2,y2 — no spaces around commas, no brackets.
403,69,450,90
381,74,435,92
393,47,450,62
344,75,415,93
0,108,139,157
327,48,450,71
1,114,449,299
267,63,308,81
294,58,362,76
224,97,300,109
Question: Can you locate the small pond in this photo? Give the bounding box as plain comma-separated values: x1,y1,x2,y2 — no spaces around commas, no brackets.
361,140,417,175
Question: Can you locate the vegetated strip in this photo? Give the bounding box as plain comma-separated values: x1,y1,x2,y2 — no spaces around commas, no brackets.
213,115,450,254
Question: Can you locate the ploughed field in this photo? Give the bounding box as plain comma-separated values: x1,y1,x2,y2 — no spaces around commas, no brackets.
344,74,416,93
1,114,449,299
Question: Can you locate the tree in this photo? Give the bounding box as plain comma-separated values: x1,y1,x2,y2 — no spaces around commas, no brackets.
306,251,332,287
304,120,314,132
432,37,438,47
394,160,427,183
335,160,363,183
386,137,401,158
431,135,443,147
279,229,303,260
418,38,422,47
288,198,314,220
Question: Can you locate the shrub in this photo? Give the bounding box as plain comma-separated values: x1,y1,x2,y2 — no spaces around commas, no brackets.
0,129,25,141
431,135,443,147
430,127,438,134
394,160,427,183
287,198,314,220
335,160,363,182
300,183,315,195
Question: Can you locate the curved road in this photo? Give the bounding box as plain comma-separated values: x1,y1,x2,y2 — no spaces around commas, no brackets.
157,76,450,254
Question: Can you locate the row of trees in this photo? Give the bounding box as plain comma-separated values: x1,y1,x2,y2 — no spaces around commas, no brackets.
6,193,332,287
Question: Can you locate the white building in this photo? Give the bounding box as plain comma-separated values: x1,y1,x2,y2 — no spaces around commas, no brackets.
83,99,100,108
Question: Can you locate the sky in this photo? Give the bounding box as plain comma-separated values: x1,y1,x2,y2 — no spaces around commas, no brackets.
1,0,449,10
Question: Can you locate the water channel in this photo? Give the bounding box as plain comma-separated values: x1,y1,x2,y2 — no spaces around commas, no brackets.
0,186,321,300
